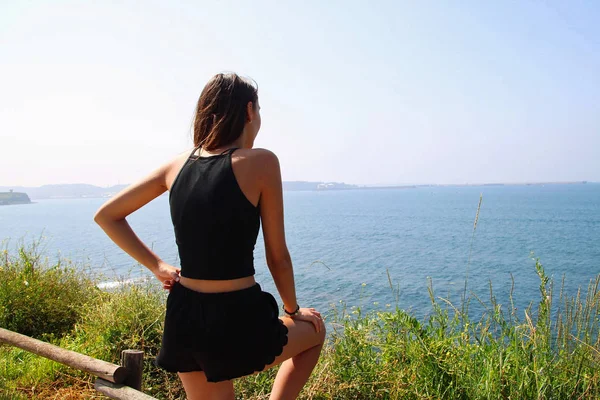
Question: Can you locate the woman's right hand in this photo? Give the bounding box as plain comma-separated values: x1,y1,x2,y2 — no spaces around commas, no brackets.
289,307,324,333
152,260,180,292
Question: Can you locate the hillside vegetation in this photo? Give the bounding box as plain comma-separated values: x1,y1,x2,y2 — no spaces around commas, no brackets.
0,240,598,399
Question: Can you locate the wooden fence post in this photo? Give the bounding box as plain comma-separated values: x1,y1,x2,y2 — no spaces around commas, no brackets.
121,349,144,391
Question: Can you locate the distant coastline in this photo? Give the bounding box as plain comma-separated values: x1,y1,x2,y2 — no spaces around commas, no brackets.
414,180,589,188
0,181,592,200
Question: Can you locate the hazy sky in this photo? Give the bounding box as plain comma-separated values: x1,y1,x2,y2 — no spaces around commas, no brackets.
1,1,599,187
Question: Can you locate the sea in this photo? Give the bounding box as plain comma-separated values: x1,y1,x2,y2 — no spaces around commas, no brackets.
1,183,599,321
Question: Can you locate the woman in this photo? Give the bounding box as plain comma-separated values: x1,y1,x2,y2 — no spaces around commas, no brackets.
94,73,325,400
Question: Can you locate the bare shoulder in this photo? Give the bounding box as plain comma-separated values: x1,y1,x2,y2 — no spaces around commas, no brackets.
233,148,280,170
232,148,281,189
234,148,278,162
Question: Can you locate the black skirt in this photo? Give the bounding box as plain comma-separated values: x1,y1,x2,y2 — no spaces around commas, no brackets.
154,282,289,382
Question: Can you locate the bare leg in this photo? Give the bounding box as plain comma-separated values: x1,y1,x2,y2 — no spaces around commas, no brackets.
178,371,235,400
177,316,324,400
264,317,326,400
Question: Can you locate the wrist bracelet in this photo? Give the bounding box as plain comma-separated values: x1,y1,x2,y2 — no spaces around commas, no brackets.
283,304,300,316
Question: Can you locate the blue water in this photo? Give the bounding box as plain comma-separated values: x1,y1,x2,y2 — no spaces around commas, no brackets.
1,184,599,320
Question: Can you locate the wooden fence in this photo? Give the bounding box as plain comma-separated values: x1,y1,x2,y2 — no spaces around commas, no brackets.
0,328,157,399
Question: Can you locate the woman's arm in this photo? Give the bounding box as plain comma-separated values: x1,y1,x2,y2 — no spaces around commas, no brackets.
259,150,323,332
259,151,298,312
93,160,180,287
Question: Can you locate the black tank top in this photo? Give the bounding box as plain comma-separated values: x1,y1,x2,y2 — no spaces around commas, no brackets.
169,147,260,280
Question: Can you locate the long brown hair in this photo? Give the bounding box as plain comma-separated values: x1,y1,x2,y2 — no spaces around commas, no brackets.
193,73,258,151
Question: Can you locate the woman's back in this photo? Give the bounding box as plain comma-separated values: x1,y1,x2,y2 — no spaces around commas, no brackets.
169,147,260,280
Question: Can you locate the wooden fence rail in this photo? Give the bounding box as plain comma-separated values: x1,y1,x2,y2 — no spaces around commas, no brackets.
95,379,157,400
0,328,157,400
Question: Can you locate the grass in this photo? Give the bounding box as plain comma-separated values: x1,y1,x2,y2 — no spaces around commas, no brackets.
0,237,99,340
1,239,599,399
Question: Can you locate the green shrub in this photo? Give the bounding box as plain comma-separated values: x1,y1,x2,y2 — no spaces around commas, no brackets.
64,283,165,361
0,239,99,339
304,259,600,399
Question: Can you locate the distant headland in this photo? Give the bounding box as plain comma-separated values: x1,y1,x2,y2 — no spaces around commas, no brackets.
0,181,592,200
0,191,32,205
